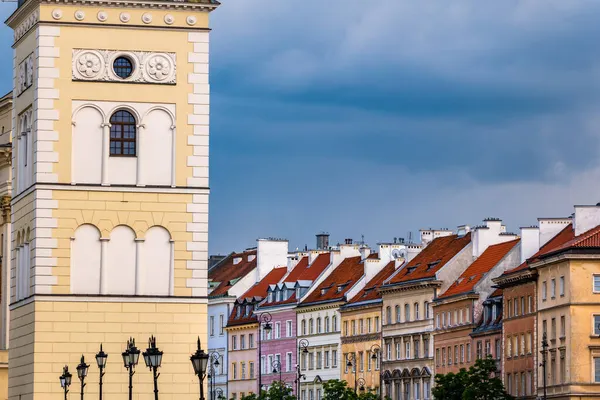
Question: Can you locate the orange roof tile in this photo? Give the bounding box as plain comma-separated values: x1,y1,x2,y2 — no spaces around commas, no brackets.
208,250,257,298
539,224,600,256
297,253,331,281
284,257,309,282
439,239,520,299
385,233,472,285
300,256,364,305
348,261,396,305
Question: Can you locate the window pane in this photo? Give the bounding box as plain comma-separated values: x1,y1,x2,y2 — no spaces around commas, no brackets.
595,276,600,292
595,358,600,382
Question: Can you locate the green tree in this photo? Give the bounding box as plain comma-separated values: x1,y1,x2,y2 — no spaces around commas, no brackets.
323,379,358,400
432,369,468,400
357,390,379,400
462,357,513,400
264,381,297,400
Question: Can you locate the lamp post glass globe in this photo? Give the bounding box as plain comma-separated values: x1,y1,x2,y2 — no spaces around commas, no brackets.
96,344,108,369
143,336,164,369
77,355,90,380
60,365,72,388
191,337,210,377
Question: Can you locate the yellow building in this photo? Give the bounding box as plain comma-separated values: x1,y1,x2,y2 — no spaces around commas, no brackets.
5,0,218,397
340,262,393,394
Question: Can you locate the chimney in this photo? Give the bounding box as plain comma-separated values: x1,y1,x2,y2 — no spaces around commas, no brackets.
472,218,517,257
538,218,572,246
345,238,353,245
256,238,289,282
316,232,330,250
360,246,371,260
573,204,600,236
520,226,540,263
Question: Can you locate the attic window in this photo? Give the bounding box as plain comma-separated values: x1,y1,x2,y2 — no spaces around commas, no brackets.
236,306,242,318
457,277,464,284
337,284,348,293
321,288,328,295
427,260,440,270
407,267,417,274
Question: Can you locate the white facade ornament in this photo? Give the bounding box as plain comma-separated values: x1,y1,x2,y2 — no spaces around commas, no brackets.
142,13,153,24
186,16,197,26
17,53,34,96
97,11,108,22
14,9,39,42
146,55,172,81
120,12,131,23
74,10,85,21
76,51,103,79
164,14,174,25
72,49,176,84
51,9,63,20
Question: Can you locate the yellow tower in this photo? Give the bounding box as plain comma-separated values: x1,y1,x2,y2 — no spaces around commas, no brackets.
5,0,218,397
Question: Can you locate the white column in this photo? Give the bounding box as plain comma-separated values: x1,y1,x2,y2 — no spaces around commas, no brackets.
170,125,176,187
99,238,109,294
135,238,144,295
101,123,110,186
136,124,145,186
169,239,175,295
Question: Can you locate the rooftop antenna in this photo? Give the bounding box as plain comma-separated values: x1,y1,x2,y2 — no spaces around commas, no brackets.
408,232,413,243
361,234,365,245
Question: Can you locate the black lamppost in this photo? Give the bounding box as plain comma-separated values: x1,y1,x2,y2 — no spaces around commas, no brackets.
357,378,366,393
191,337,210,400
295,339,309,397
540,332,548,400
95,344,108,400
258,312,273,394
347,353,358,393
209,351,221,400
370,344,382,396
122,337,141,400
76,355,89,400
59,365,72,400
143,336,163,400
272,360,282,383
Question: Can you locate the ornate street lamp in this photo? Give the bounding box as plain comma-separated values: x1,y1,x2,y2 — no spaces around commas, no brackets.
370,344,382,396
272,360,282,383
191,337,210,400
59,365,72,400
540,332,549,400
122,337,141,400
95,344,108,400
76,355,89,400
215,387,224,400
209,351,221,400
143,336,163,400
257,312,272,394
347,353,358,393
295,339,309,397
357,378,366,393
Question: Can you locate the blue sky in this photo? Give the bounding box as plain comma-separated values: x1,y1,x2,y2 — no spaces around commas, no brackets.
1,1,600,254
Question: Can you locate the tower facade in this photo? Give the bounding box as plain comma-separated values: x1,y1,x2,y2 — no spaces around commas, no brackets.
5,0,217,397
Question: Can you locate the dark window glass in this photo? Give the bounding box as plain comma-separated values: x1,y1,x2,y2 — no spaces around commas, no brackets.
113,57,133,78
109,110,136,156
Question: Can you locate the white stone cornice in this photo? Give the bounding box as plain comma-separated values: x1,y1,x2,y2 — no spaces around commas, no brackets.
40,0,219,12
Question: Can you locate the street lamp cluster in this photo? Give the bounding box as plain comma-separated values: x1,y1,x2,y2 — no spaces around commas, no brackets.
59,336,212,400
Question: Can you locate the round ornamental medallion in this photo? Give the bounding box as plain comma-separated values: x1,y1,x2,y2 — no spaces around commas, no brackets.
186,15,197,26
97,11,108,22
142,13,152,24
74,10,85,21
164,14,174,25
76,52,103,79
120,12,131,23
146,55,172,81
51,9,63,20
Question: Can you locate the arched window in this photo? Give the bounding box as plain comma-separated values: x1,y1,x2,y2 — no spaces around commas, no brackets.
317,317,322,333
405,304,411,322
332,315,337,331
109,110,137,156
301,320,306,336
309,318,314,334
414,302,419,320
424,301,430,319
395,305,401,323
386,307,392,325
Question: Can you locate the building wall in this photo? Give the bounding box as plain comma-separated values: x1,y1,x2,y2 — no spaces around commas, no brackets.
502,281,536,399
340,305,383,393
260,307,297,390
227,324,258,398
208,300,230,399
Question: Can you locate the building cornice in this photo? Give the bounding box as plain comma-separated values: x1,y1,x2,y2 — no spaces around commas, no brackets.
531,251,600,270
380,278,441,295
493,269,537,288
432,292,478,305
341,332,380,344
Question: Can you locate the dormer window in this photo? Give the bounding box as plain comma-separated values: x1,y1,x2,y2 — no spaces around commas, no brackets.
236,306,242,318
245,305,251,317
492,304,497,321
276,290,281,302
268,292,274,303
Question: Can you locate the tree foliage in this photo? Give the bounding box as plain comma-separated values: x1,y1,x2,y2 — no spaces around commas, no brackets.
239,381,296,400
323,379,358,400
433,356,513,400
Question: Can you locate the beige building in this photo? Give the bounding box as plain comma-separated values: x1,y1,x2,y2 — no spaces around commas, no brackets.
532,205,600,399
5,0,218,397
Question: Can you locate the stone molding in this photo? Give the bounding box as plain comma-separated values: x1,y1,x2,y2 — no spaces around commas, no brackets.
72,48,176,84
16,53,34,96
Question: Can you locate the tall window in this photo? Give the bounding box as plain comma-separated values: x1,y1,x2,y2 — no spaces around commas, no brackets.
551,278,556,298
309,318,314,334
386,307,392,325
332,315,337,331
324,317,329,333
220,314,224,335
560,276,565,296
405,304,411,322
317,318,322,333
210,316,215,336
287,320,293,337
424,301,430,319
109,110,136,156
395,305,401,323
542,281,547,300
302,320,306,335
414,303,419,320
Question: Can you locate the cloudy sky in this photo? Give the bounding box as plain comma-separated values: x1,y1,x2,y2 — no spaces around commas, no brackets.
1,1,600,254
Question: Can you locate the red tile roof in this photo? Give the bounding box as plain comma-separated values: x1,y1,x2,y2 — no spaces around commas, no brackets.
385,233,472,285
503,223,574,275
227,267,288,327
439,239,520,299
539,224,600,256
297,253,331,281
208,250,257,298
490,288,503,298
300,256,364,305
284,257,309,282
348,261,396,305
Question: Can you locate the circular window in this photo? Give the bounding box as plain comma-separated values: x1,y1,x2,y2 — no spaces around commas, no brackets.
113,56,133,79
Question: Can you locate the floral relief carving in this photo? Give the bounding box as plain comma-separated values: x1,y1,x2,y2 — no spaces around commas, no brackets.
17,53,34,96
14,9,39,42
97,11,108,22
72,49,176,84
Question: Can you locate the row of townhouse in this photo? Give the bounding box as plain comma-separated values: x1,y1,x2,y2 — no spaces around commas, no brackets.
208,202,600,400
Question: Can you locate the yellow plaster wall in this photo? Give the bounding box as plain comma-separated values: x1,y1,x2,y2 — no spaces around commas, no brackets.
0,350,9,400
31,300,206,399
340,306,382,391
41,6,205,186
7,302,34,400
10,191,34,303
51,189,194,296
